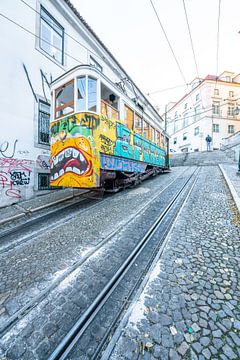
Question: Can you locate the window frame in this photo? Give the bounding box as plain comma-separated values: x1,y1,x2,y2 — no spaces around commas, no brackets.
38,99,50,145
213,123,219,133
55,79,74,119
228,125,234,134
212,101,220,115
194,126,199,136
227,103,235,116
40,6,64,65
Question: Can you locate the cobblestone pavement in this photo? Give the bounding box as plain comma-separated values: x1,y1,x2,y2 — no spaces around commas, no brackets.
0,168,196,359
107,166,240,360
0,168,187,355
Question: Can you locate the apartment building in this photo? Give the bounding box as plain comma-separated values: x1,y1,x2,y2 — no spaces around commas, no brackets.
167,71,240,153
0,0,164,207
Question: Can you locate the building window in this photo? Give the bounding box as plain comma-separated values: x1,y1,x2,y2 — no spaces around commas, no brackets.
195,105,200,120
174,111,178,119
173,137,177,144
183,133,187,141
213,124,219,133
183,113,188,127
39,100,50,145
212,101,220,115
229,91,234,98
228,125,234,134
228,103,235,116
40,6,64,64
90,56,102,72
196,93,200,101
38,173,50,190
194,127,199,136
214,88,219,96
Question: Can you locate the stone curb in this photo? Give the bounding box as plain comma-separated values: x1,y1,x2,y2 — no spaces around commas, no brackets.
219,164,240,214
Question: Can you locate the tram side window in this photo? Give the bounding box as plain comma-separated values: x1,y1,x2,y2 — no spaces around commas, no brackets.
101,83,119,119
156,131,161,146
134,113,142,135
55,80,74,119
77,76,86,112
143,120,150,139
88,77,97,112
150,126,155,142
124,105,134,130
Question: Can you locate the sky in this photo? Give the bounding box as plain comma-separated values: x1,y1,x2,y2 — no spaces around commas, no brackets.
71,0,240,113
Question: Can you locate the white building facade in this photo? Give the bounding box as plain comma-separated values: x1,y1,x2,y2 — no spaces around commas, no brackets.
0,0,164,207
167,71,240,153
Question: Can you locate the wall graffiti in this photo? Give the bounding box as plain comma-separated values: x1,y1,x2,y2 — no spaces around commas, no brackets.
0,158,34,201
10,171,31,186
0,140,18,158
36,155,50,169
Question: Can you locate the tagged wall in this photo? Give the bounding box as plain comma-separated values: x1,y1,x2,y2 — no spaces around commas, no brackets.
0,158,34,207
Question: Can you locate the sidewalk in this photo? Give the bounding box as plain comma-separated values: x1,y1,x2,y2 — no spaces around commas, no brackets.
0,188,86,226
219,163,240,213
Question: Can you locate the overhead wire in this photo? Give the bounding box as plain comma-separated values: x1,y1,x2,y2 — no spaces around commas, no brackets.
149,0,195,111
182,0,204,107
19,0,164,120
19,0,108,66
172,98,230,132
147,83,188,95
0,12,84,69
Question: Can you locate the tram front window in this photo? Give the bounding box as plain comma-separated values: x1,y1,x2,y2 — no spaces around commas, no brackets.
77,76,86,112
88,77,97,112
55,80,74,118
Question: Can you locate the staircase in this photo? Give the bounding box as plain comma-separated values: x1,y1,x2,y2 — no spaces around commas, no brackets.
170,150,237,167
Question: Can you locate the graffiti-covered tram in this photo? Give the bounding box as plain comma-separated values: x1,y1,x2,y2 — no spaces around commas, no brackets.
50,65,170,191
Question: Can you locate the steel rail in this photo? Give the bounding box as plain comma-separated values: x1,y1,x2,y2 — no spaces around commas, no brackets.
48,167,200,360
0,170,188,336
101,167,201,360
0,190,97,240
0,191,106,253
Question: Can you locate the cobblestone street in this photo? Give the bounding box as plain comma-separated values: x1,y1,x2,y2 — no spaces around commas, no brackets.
106,166,240,360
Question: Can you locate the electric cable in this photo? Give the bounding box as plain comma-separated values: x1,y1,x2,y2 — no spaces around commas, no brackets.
182,0,204,105
149,0,194,109
0,12,84,69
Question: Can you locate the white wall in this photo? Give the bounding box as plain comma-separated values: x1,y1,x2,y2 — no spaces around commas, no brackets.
0,0,163,207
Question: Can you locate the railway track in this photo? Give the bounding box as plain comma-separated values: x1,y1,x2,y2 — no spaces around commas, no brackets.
0,190,106,253
46,167,200,360
0,169,189,338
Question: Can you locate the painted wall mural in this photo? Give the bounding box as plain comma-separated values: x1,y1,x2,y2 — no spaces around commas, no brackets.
50,112,166,189
0,158,34,206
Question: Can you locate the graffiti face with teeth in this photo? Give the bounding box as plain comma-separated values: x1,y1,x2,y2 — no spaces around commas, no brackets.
50,136,99,188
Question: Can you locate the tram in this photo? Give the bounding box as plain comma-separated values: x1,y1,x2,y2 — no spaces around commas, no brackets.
50,65,170,191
